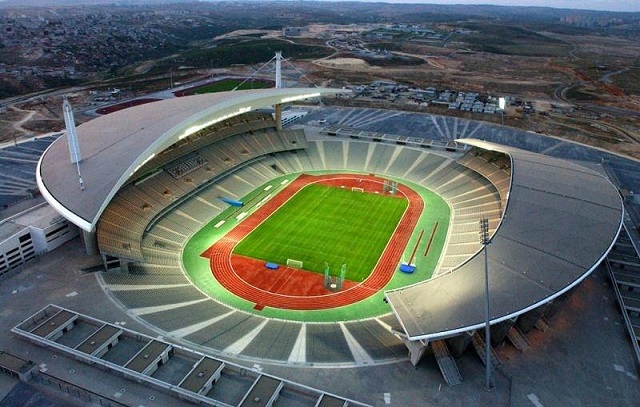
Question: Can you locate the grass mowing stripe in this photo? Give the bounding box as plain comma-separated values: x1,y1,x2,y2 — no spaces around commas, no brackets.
233,184,408,282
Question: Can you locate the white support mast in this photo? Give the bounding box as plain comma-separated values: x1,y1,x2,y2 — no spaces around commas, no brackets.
274,51,283,130
275,51,282,89
62,96,84,191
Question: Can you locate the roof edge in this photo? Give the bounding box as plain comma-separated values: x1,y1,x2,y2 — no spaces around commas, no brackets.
398,183,625,343
36,143,92,232
85,87,348,229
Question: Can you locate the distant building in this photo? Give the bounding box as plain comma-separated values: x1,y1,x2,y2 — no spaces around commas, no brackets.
282,27,309,37
412,89,436,100
0,205,79,277
438,91,454,103
472,101,485,113
370,80,397,89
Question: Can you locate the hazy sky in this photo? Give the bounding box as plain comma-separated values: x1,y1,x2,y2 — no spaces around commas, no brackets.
392,0,640,12
0,0,638,12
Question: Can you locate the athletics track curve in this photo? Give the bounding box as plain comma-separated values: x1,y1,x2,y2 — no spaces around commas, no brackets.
200,173,424,310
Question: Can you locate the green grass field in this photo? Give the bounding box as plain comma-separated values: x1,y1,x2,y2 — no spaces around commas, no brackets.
190,79,270,95
233,184,408,282
182,172,450,321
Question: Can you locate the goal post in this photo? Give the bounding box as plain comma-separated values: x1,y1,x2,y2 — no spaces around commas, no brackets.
382,179,397,194
351,187,364,193
286,259,303,269
324,262,330,288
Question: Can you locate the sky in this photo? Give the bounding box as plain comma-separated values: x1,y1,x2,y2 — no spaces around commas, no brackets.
383,0,640,12
0,0,638,13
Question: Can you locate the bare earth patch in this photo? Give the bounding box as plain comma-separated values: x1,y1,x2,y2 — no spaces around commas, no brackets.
314,58,372,71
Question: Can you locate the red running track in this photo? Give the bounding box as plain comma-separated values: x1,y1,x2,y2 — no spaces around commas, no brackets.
200,173,424,310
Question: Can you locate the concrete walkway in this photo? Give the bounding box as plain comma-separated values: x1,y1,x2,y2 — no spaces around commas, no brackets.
1,237,639,406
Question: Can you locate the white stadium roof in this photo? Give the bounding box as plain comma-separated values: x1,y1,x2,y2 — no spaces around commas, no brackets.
385,139,623,341
37,88,347,232
37,89,623,345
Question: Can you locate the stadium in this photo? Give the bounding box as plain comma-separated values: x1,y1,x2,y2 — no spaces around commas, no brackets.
1,84,639,406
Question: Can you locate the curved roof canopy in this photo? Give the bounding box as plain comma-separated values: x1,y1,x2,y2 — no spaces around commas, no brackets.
37,88,348,232
385,138,623,341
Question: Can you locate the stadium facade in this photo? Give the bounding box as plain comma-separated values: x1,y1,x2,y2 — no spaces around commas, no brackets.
34,88,624,383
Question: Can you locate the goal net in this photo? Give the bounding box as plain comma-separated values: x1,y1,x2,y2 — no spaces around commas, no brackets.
286,259,304,269
351,187,364,193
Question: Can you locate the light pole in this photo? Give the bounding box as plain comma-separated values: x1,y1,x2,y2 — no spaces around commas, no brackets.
499,97,506,125
479,218,492,391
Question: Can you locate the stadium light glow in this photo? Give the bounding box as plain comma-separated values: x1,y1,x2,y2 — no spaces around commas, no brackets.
131,153,156,176
280,93,321,104
499,97,506,125
179,106,253,140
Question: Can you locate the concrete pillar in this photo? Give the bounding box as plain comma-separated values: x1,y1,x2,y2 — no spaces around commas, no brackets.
489,317,517,347
275,103,283,131
401,338,430,366
101,253,126,272
516,305,549,334
82,230,99,256
445,331,473,358
544,289,574,319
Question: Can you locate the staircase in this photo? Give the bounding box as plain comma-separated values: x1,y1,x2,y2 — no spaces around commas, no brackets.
431,340,463,386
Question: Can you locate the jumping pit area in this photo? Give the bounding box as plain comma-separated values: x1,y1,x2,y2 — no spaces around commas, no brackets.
184,172,450,322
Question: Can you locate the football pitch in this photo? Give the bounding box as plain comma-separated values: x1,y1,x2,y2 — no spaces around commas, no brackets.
233,183,408,282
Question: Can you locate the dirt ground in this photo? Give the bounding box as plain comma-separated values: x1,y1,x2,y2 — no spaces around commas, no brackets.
2,26,638,157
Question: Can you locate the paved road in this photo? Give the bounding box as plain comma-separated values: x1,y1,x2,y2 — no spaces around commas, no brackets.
1,237,639,406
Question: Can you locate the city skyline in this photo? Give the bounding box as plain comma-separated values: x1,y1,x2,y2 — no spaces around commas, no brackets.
0,0,639,13
349,0,639,12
